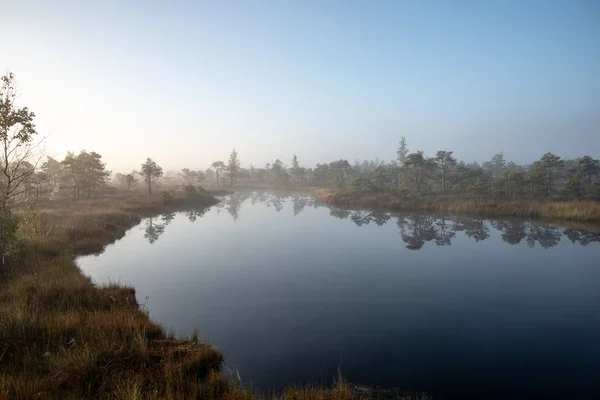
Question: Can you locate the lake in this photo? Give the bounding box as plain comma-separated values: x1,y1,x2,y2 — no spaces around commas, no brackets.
78,191,600,399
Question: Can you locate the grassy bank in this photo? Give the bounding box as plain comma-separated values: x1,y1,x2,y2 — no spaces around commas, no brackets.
1,190,420,399
0,191,237,399
314,188,600,222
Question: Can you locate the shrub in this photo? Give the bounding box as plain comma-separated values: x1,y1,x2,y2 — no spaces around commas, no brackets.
161,191,173,205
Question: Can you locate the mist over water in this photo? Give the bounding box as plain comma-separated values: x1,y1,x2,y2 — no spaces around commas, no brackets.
79,192,600,399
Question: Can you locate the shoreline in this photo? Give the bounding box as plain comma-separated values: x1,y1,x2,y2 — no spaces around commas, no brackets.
1,192,237,398
1,190,380,399
313,188,600,224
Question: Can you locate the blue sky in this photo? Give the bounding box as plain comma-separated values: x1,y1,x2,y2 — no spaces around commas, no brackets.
1,0,599,172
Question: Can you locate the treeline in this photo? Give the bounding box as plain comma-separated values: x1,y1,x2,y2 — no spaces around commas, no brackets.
200,139,600,203
12,142,600,207
7,152,174,202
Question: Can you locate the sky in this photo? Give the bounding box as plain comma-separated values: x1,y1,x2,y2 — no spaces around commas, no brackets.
1,0,599,173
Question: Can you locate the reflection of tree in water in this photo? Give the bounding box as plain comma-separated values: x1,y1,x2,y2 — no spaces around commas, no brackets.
143,217,165,244
350,212,372,227
226,196,241,221
291,195,308,216
324,202,600,250
434,217,456,246
222,192,251,221
330,208,352,219
490,220,578,248
185,208,207,222
220,192,321,218
563,228,600,246
252,191,268,205
490,220,527,245
370,212,391,226
307,197,321,209
398,215,438,250
526,224,562,249
267,193,285,212
455,218,490,242
161,212,176,226
347,211,392,227
396,215,481,250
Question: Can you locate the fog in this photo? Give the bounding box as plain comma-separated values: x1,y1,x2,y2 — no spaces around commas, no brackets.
1,1,599,174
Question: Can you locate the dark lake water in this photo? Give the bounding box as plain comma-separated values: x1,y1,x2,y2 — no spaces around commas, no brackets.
78,191,600,399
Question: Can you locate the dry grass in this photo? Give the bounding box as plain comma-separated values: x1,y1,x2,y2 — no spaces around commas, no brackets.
0,190,234,399
1,190,423,399
315,188,600,222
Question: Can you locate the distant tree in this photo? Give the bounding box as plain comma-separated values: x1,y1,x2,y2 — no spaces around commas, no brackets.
41,156,62,191
469,179,489,205
527,162,544,200
143,217,165,244
61,152,82,199
211,161,225,186
403,151,426,195
483,153,506,178
115,173,127,189
566,174,584,200
126,173,138,191
271,159,289,182
60,151,109,199
396,136,409,165
435,151,456,192
78,151,110,198
205,167,215,182
290,154,303,182
504,168,527,201
226,149,241,187
538,152,564,198
577,156,600,199
505,161,520,172
196,170,206,186
327,159,352,187
28,170,47,201
140,158,163,195
179,168,202,185
312,163,329,186
423,157,438,193
248,164,257,182
116,172,137,191
371,165,392,192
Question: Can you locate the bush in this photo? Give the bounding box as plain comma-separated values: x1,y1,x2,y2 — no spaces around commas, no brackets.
396,184,415,199
161,191,173,205
183,185,196,196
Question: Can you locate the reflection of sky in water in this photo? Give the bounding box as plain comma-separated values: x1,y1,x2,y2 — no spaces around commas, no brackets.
78,192,600,399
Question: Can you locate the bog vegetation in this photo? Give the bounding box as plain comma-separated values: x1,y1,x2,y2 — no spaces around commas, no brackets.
1,72,436,398
0,71,598,397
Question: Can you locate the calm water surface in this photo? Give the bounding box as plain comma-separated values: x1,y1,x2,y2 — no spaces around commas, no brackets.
78,191,600,399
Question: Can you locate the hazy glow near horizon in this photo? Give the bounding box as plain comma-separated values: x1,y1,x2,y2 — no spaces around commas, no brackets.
1,0,599,173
